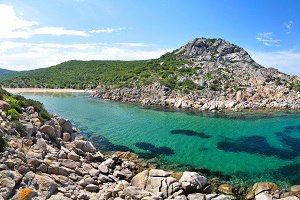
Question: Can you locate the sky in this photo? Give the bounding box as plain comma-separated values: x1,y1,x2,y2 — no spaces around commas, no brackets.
0,0,300,75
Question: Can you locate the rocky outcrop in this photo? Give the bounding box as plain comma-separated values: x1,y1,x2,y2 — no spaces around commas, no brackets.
92,38,300,112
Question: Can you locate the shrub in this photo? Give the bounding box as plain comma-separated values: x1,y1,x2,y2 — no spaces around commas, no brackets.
10,102,22,113
0,137,7,152
8,108,19,120
275,81,282,86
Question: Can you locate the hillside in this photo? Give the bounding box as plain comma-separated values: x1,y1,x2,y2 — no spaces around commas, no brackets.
2,38,300,110
0,68,20,81
1,38,298,92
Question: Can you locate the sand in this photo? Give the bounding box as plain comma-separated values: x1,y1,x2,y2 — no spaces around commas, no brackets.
3,88,96,94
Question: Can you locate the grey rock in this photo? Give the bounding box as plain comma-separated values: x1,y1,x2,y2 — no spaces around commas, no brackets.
211,194,230,200
40,125,56,139
98,162,109,174
85,184,98,192
131,170,149,189
179,172,208,194
149,169,172,177
61,159,80,170
63,132,71,142
68,151,80,161
89,168,100,177
73,140,97,153
187,193,206,200
124,186,157,200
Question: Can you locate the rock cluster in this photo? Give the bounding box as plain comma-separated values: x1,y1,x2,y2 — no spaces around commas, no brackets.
1,93,300,199
0,103,231,200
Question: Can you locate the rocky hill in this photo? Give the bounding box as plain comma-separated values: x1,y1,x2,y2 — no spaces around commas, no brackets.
92,38,300,111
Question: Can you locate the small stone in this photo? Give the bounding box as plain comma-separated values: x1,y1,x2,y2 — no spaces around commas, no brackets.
188,193,205,200
68,151,80,161
89,168,100,177
63,132,71,142
98,163,109,174
85,184,98,192
218,184,234,195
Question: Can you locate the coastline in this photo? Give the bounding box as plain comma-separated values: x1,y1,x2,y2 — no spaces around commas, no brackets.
3,87,96,94
1,89,300,199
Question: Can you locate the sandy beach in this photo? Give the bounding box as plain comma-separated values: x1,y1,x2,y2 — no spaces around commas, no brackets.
3,88,96,94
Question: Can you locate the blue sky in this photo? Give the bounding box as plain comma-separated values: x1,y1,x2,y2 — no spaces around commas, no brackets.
0,0,300,75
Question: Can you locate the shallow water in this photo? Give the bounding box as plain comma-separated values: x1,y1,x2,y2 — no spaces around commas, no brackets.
20,92,300,187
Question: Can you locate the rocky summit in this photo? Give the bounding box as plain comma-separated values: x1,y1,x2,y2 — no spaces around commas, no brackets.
92,38,300,111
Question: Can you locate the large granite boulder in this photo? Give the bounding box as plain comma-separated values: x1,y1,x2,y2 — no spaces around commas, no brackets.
40,125,56,139
73,140,97,153
179,172,208,194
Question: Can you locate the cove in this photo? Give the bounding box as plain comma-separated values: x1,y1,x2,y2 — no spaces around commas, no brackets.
19,92,300,188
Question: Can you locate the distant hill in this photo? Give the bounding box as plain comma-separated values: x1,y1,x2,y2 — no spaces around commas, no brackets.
0,38,299,93
0,68,20,81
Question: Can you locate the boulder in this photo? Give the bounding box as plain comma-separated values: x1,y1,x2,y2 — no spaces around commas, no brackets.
179,172,208,194
218,184,234,195
187,193,205,200
40,125,56,139
35,174,57,199
149,169,172,177
61,159,80,170
63,132,71,142
68,151,80,161
291,185,300,197
255,192,276,200
0,170,22,199
281,197,300,200
124,186,157,200
89,168,100,177
73,140,97,153
85,184,98,192
211,195,230,200
61,119,73,134
131,170,149,189
98,163,109,174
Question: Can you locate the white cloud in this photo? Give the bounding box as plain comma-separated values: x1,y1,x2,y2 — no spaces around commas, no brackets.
0,4,125,38
248,49,300,75
256,32,281,47
89,28,126,33
0,41,171,71
285,20,294,34
286,21,293,30
0,4,90,38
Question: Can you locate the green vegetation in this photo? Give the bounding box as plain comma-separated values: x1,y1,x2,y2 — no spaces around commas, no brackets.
2,89,51,123
0,68,20,81
0,53,204,93
8,109,19,120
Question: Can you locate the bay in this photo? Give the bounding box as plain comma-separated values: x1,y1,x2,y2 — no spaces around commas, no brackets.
19,92,300,187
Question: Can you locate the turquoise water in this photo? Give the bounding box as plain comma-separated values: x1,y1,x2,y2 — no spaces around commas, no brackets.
20,92,300,187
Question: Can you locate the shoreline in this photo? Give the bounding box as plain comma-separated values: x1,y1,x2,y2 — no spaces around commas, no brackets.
3,87,96,94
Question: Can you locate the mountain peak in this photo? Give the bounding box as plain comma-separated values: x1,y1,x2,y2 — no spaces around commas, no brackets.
174,37,262,69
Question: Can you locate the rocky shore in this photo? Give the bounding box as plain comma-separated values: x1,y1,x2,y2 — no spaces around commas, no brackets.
91,81,300,112
1,91,300,200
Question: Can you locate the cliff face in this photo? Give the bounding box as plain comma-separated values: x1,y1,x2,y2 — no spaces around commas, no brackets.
93,38,300,111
